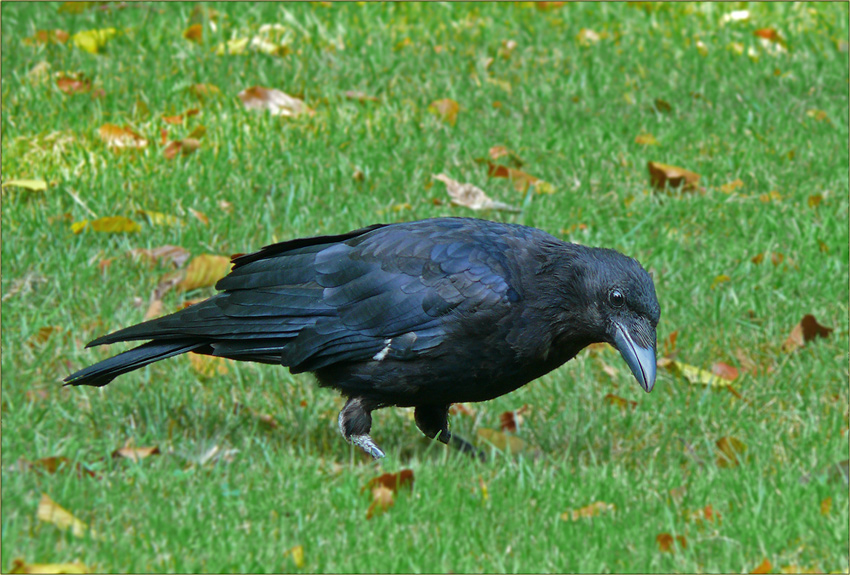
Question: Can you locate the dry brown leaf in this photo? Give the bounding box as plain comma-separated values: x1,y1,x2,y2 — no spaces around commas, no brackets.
56,74,91,95
183,23,203,43
10,559,89,574
820,496,832,516
24,29,71,45
434,173,519,212
163,138,201,159
189,208,209,225
20,456,97,479
751,253,765,265
499,408,527,433
112,445,161,462
238,86,314,117
98,124,147,149
37,494,91,538
449,403,475,418
561,501,615,521
366,485,395,519
27,326,63,348
178,254,231,292
750,558,773,574
366,469,415,493
488,145,524,167
710,362,739,381
603,393,637,410
535,2,567,10
648,161,701,192
716,436,747,468
782,314,833,353
656,533,687,553
486,161,544,192
143,298,163,321
807,194,822,208
428,98,460,126
128,245,191,268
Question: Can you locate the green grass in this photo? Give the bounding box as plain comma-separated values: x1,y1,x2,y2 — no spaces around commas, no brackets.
2,2,848,572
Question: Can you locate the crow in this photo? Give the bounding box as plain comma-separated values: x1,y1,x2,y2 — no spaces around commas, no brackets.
65,217,660,459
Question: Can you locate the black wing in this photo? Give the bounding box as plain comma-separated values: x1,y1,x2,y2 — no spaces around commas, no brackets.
88,218,523,373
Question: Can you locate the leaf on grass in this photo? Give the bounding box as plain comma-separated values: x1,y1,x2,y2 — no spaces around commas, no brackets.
188,207,209,225
26,326,63,348
143,298,163,321
685,504,722,526
710,362,739,381
128,245,191,268
24,29,70,45
658,358,737,389
782,314,833,353
98,124,147,149
561,501,615,521
10,559,89,574
820,496,832,516
366,469,415,493
488,145,524,167
366,485,395,519
286,545,305,569
112,445,161,462
476,428,527,454
187,83,221,100
72,27,117,54
163,138,201,159
37,494,91,538
238,86,314,117
344,90,379,103
134,210,181,228
183,23,203,43
428,99,460,126
648,161,701,192
715,436,747,468
710,274,730,290
449,403,475,417
535,2,567,10
635,133,659,146
56,74,91,95
178,254,231,292
750,558,773,574
499,407,527,432
807,194,822,208
2,179,48,192
189,353,230,378
71,216,140,234
656,533,687,552
434,173,519,212
719,178,745,194
486,162,547,193
604,393,637,410
806,109,829,123
20,456,97,480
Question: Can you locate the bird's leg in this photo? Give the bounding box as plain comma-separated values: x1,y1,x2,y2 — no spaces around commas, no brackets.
338,397,385,459
414,405,486,461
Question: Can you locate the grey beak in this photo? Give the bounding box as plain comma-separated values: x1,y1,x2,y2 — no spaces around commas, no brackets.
613,323,657,393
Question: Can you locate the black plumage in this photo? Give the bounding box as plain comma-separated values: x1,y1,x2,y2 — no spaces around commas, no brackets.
65,217,660,459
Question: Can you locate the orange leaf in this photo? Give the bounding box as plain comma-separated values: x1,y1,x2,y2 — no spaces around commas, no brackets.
56,74,91,95
647,161,701,192
782,314,833,353
183,23,203,43
535,1,567,10
656,532,686,552
366,469,415,493
178,254,231,292
27,326,63,348
750,558,773,574
710,362,739,381
751,253,765,265
428,98,460,126
163,138,200,159
486,161,541,192
98,124,147,149
162,114,184,125
754,28,779,42
807,194,823,208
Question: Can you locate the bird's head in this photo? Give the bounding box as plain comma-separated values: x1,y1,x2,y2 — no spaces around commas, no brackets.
564,247,661,392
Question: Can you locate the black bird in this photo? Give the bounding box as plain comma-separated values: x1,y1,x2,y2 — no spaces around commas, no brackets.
65,217,660,459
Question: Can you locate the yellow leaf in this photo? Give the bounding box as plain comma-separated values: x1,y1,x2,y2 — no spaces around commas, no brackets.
288,545,305,568
660,359,735,389
10,559,89,574
72,27,117,54
635,133,659,146
37,493,90,538
647,161,701,192
71,216,140,234
759,190,782,202
136,210,182,227
710,274,730,290
215,37,250,55
178,254,231,292
2,179,48,192
476,428,527,454
719,179,744,194
806,109,829,122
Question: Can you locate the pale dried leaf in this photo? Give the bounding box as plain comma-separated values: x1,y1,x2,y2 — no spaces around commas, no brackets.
434,173,519,212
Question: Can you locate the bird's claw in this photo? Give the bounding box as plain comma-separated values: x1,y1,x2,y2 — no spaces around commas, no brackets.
350,434,385,459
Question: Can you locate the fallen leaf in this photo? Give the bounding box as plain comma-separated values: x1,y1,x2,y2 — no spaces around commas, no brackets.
2,179,48,192
215,37,250,55
72,27,117,54
366,469,415,493
488,145,524,167
754,28,780,42
476,428,527,454
635,133,659,146
535,2,567,10
434,173,519,212
98,124,147,149
187,83,221,100
344,90,379,103
186,125,207,140
28,61,52,83
135,210,181,227
287,545,305,569
366,485,395,519
112,445,161,462
659,358,738,391
188,353,230,378
760,190,782,202
238,86,314,117
178,254,231,292
820,496,832,516
449,403,475,417
750,558,773,574
561,501,615,521
653,98,673,113
751,253,765,265
143,298,163,321
428,98,460,126
716,436,747,468
20,456,97,479
720,178,745,193
56,74,91,95
163,138,201,159
183,23,203,43
127,245,191,268
188,208,209,225
710,362,739,381
782,314,833,353
10,559,89,574
603,393,637,410
24,29,71,45
656,533,687,552
499,408,526,432
37,494,91,538
71,216,141,234
486,162,543,192
711,274,731,290
648,161,701,192
807,194,823,208
26,326,63,348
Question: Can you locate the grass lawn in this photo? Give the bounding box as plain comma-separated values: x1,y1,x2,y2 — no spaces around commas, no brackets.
2,2,848,572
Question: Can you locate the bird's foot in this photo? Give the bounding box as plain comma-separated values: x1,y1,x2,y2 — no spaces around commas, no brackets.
350,434,385,459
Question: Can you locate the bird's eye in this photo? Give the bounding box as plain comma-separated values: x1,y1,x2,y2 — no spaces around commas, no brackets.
609,289,625,308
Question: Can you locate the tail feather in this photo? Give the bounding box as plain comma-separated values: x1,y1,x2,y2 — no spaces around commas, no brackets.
64,341,204,387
